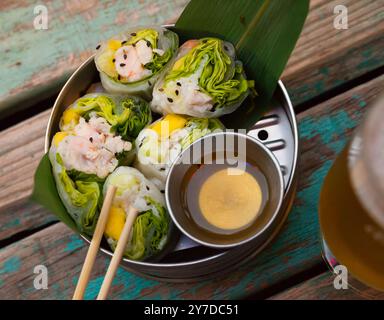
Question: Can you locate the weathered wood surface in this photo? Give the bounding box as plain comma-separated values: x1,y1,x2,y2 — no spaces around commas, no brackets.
1,0,383,242
270,272,384,300
1,75,383,299
1,0,383,117
0,110,56,241
1,0,383,299
0,0,188,118
283,0,384,104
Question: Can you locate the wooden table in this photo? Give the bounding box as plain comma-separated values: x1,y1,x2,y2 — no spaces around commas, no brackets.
1,0,384,300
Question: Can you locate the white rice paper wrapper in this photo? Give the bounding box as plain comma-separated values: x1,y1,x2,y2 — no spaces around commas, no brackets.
95,26,178,99
134,117,224,189
103,166,170,260
103,166,165,213
150,39,249,118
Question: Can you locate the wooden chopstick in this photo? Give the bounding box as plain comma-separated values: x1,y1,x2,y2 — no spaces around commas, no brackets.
72,185,117,300
97,206,139,300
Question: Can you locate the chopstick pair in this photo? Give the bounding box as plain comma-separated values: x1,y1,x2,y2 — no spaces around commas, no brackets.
73,185,138,300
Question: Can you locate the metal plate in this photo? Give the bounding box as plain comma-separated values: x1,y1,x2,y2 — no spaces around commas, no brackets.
46,55,299,282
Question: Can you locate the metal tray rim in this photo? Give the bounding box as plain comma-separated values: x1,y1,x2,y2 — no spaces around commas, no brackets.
45,55,299,271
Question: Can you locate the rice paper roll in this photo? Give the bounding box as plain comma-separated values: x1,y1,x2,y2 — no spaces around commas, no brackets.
95,27,178,98
49,93,151,234
103,167,170,260
151,38,254,118
134,114,224,189
49,123,132,236
60,93,152,143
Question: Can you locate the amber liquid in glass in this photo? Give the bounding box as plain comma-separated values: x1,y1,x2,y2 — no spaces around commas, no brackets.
319,146,384,291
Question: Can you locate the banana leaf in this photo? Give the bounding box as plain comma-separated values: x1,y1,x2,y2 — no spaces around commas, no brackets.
174,0,309,129
31,0,309,233
31,153,78,232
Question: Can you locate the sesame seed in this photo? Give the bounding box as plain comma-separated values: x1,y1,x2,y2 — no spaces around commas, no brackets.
167,98,173,103
175,90,179,96
160,190,165,194
123,54,127,59
139,142,143,148
118,75,121,80
131,32,137,36
176,82,181,86
148,81,151,86
224,45,229,51
160,167,166,171
121,40,127,45
112,58,115,62
146,40,151,47
89,137,93,142
120,63,126,67
146,186,150,191
96,44,101,50
132,43,136,47
159,88,164,92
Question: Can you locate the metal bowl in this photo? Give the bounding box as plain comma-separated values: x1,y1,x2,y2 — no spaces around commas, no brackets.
166,132,284,249
45,49,299,282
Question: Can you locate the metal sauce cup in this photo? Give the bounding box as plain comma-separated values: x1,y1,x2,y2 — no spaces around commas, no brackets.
166,131,284,249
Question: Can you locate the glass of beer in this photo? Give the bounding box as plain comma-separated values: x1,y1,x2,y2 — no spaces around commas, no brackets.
319,93,384,294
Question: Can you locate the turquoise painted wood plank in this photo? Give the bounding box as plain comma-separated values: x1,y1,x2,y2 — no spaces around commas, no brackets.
1,0,384,119
282,0,384,105
1,74,383,299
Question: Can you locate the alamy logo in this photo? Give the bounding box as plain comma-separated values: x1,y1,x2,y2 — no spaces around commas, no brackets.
33,265,48,290
333,265,348,290
333,5,348,29
33,5,48,30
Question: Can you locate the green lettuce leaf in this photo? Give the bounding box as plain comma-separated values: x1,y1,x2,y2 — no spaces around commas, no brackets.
124,196,169,260
107,196,170,261
66,94,151,142
126,28,159,48
145,48,173,74
52,153,102,236
103,166,170,261
181,117,224,148
66,169,105,184
126,28,178,76
113,96,152,140
165,38,251,110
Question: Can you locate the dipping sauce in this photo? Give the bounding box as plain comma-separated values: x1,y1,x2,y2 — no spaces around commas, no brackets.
183,161,269,235
199,168,262,230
